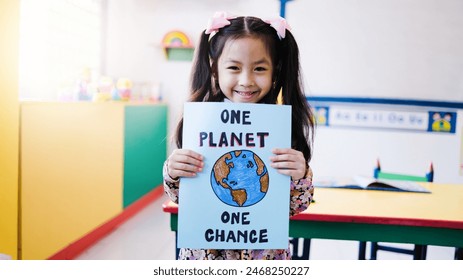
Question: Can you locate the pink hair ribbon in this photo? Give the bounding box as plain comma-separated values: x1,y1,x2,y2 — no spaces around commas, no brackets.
263,16,292,39
205,11,237,35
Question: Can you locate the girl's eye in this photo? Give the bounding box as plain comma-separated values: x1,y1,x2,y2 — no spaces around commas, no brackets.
255,67,267,72
227,66,239,71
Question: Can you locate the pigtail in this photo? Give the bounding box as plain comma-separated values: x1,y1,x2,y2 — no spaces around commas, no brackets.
280,31,315,162
174,31,212,148
190,32,214,101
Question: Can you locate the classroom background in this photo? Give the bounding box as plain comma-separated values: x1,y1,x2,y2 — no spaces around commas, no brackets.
1,0,462,260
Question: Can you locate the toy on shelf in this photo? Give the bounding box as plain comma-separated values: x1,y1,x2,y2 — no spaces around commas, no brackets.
161,30,194,61
115,78,133,101
75,67,96,101
93,76,114,102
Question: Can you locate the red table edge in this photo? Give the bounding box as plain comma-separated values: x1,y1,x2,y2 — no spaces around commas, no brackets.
162,200,463,230
162,200,178,214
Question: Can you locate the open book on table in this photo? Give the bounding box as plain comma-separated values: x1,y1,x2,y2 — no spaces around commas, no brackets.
314,175,431,193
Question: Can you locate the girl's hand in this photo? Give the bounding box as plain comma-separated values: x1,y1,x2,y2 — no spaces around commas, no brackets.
167,149,204,179
270,148,307,181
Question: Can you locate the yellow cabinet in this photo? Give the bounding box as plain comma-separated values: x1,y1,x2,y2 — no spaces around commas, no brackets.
20,102,167,259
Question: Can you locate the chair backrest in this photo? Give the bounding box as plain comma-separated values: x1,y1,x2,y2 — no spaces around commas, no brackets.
373,159,434,182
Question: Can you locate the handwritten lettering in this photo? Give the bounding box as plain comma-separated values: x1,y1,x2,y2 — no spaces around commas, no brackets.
199,132,269,148
204,229,269,243
221,211,250,225
221,110,251,125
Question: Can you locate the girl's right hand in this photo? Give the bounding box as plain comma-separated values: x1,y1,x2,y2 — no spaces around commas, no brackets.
166,149,204,179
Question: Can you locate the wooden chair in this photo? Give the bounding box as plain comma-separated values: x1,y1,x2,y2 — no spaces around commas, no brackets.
358,159,434,260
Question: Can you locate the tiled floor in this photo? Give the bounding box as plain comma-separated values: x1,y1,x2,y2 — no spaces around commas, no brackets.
75,194,456,260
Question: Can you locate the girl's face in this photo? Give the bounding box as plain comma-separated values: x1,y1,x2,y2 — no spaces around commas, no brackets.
217,37,273,103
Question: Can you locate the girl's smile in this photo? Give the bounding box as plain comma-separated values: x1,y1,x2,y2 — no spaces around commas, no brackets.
217,37,273,103
234,90,259,99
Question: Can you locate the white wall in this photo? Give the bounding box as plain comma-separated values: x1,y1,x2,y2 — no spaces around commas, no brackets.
104,0,463,183
290,0,463,102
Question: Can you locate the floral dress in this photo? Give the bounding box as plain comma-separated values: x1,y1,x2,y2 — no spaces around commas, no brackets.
163,160,314,260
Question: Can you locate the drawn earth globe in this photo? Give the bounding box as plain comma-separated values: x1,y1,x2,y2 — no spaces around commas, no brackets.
210,150,269,207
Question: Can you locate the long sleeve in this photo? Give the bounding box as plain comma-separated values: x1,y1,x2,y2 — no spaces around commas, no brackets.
289,166,314,217
163,160,180,204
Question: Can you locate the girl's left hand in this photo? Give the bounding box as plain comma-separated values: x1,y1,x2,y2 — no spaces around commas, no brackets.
270,148,307,181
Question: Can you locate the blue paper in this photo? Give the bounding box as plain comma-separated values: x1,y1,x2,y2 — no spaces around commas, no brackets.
178,102,291,249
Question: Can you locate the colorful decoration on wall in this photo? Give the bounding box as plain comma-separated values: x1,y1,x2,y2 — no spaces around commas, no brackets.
428,111,456,133
314,106,329,126
162,30,192,47
161,30,194,61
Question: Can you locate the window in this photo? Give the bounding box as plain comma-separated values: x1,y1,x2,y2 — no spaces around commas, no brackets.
19,0,103,101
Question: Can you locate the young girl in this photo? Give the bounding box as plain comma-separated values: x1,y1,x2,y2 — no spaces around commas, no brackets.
163,12,315,260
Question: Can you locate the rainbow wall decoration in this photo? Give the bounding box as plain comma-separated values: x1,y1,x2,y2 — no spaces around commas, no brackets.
162,30,192,48
162,30,194,61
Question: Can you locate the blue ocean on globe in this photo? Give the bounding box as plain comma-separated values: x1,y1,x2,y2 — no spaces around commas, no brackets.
210,150,269,207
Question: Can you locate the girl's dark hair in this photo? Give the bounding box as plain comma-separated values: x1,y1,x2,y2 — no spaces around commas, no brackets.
175,16,315,162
